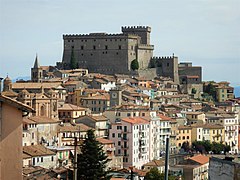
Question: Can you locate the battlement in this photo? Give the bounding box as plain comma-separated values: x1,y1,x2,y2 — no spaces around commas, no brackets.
122,26,151,32
151,55,177,60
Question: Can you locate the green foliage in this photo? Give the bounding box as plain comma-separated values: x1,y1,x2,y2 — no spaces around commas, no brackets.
144,167,176,180
131,59,139,71
70,48,78,69
181,141,191,152
192,140,230,154
191,88,197,94
145,167,163,180
77,130,110,180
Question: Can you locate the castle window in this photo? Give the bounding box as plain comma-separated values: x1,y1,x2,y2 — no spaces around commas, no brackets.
116,52,119,55
91,53,93,56
119,45,121,50
81,46,84,50
167,63,170,67
93,45,96,50
68,40,70,42
105,39,107,41
105,51,107,54
105,45,108,50
120,39,122,41
103,52,105,54
94,39,96,41
85,40,87,42
81,53,84,56
72,40,74,42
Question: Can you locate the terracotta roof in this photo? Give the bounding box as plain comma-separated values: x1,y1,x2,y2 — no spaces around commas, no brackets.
58,103,87,111
121,117,149,125
89,115,108,121
1,90,18,97
27,116,60,124
189,154,209,165
82,94,110,100
144,159,165,167
158,114,172,121
23,145,56,157
97,138,114,144
58,123,91,132
12,82,63,89
178,125,192,130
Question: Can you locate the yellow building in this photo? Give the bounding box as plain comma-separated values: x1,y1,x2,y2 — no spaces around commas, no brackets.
177,125,192,149
191,124,225,144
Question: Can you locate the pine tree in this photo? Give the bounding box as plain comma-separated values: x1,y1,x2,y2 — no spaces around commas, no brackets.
70,48,78,69
77,130,110,180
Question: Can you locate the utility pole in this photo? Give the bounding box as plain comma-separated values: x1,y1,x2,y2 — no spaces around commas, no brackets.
164,136,169,180
73,137,78,180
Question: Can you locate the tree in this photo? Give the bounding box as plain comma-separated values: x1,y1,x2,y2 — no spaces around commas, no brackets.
70,48,78,69
144,167,176,180
181,141,191,152
131,59,139,71
77,129,110,180
144,167,162,180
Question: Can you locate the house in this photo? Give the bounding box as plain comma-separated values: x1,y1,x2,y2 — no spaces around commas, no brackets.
23,145,57,169
58,123,92,146
24,116,60,146
58,103,88,123
80,93,110,114
142,159,165,173
170,154,209,180
177,125,192,149
0,95,34,180
75,114,109,137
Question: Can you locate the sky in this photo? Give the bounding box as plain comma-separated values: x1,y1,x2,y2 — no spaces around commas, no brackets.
0,0,239,86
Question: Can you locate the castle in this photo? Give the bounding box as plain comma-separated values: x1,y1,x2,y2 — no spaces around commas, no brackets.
57,26,202,97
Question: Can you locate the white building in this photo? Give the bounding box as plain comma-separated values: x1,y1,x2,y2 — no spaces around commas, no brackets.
109,117,150,169
23,145,57,169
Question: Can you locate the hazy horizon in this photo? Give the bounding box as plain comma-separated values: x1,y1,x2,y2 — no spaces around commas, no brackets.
0,0,239,86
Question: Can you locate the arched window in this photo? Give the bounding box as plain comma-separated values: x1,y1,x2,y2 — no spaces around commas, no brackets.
40,105,46,116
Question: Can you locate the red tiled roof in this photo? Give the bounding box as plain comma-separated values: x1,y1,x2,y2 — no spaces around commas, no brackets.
189,154,209,165
121,117,149,125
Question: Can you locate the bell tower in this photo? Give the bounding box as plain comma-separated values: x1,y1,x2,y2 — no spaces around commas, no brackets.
110,86,122,107
31,54,43,82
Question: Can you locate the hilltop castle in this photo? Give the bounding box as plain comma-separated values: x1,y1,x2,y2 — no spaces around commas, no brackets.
59,26,178,81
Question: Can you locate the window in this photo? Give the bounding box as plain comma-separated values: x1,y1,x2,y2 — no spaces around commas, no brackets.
119,45,121,50
167,63,170,67
118,133,121,138
118,141,121,146
118,149,121,155
187,136,189,139
81,46,84,50
93,45,96,50
105,45,108,50
117,126,122,130
112,133,115,138
32,133,34,139
127,113,131,117
41,157,43,162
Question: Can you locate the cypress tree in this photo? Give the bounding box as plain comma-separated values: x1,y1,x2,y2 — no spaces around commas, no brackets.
70,48,78,69
131,59,139,71
77,130,110,180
